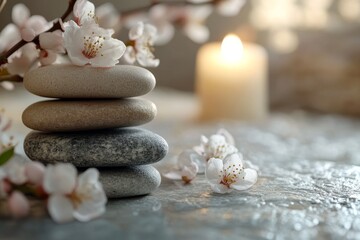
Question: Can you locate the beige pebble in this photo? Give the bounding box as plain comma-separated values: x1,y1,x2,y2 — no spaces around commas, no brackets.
22,99,157,132
24,64,156,98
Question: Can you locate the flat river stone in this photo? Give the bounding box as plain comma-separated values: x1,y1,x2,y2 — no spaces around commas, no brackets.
24,128,168,167
96,165,161,198
24,64,156,98
22,99,157,132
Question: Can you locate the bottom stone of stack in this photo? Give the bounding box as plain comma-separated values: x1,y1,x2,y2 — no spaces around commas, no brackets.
85,165,161,199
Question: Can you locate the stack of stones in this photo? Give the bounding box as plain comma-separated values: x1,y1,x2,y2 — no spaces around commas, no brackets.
22,65,168,198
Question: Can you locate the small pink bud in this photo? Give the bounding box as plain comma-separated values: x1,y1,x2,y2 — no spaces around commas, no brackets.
25,161,45,185
21,28,36,42
8,191,30,218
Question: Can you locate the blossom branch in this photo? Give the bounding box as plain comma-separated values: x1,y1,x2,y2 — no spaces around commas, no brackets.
0,0,76,67
0,0,7,13
121,0,219,17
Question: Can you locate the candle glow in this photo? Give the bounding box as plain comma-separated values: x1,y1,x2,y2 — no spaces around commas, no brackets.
221,34,244,62
196,33,268,121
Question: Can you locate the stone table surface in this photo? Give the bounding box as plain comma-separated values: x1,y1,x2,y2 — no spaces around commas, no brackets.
1,87,360,240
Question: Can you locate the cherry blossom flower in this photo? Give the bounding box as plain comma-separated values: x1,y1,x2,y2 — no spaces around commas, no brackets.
123,22,160,67
0,81,15,91
11,3,50,42
2,155,28,185
96,3,120,29
216,0,246,16
73,0,96,25
205,154,258,194
8,191,30,218
193,129,238,169
0,24,21,53
148,5,175,45
64,20,126,67
6,43,39,76
24,161,45,185
163,150,201,184
39,30,65,66
44,163,107,223
172,5,212,43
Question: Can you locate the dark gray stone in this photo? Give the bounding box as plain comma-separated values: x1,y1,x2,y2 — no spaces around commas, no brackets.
97,165,161,198
24,128,168,167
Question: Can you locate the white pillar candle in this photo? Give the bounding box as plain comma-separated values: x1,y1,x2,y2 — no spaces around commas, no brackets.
196,34,268,121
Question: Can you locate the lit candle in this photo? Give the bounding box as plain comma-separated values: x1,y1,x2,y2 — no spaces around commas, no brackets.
196,34,268,121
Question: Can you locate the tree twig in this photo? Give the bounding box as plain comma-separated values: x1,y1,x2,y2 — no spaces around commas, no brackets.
121,0,217,17
0,0,6,13
0,0,76,66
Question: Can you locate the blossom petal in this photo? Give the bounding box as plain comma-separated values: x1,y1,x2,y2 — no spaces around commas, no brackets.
0,24,21,52
74,203,105,222
231,168,258,191
25,15,50,35
8,191,30,218
129,22,144,40
48,195,74,223
178,150,205,174
210,183,233,194
12,3,30,27
223,153,243,170
217,128,235,145
96,3,120,29
184,23,209,43
137,52,160,67
43,163,77,194
163,170,182,180
74,0,95,25
217,0,246,17
205,158,223,185
122,46,136,64
39,31,65,53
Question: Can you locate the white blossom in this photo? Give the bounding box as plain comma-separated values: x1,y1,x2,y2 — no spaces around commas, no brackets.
11,3,50,41
39,30,65,65
73,0,96,26
163,150,201,183
123,22,160,67
63,20,126,67
217,0,246,16
148,5,175,45
181,5,212,43
205,154,258,194
96,3,120,29
44,164,107,223
6,43,39,77
193,129,238,165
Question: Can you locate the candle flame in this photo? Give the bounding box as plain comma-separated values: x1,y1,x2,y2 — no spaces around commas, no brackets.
221,34,244,62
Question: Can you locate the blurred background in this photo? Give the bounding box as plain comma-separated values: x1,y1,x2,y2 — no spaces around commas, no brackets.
1,0,359,116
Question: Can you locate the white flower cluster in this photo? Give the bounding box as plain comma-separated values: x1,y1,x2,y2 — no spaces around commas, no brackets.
0,0,248,85
163,129,258,194
0,109,106,223
0,159,106,223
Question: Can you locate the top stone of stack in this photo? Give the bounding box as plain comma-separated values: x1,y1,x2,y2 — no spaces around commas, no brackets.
24,65,156,98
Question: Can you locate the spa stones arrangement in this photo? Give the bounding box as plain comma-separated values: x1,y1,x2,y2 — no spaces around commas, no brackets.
22,65,168,198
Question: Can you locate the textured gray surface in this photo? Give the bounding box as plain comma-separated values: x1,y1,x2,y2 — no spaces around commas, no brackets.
24,64,156,98
96,165,161,198
24,128,168,167
22,99,157,132
2,112,360,240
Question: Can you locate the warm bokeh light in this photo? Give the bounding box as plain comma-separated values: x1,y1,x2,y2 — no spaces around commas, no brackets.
221,34,244,62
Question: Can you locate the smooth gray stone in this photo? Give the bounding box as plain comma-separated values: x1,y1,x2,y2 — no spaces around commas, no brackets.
24,128,168,167
24,64,156,98
22,99,157,132
97,165,161,198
